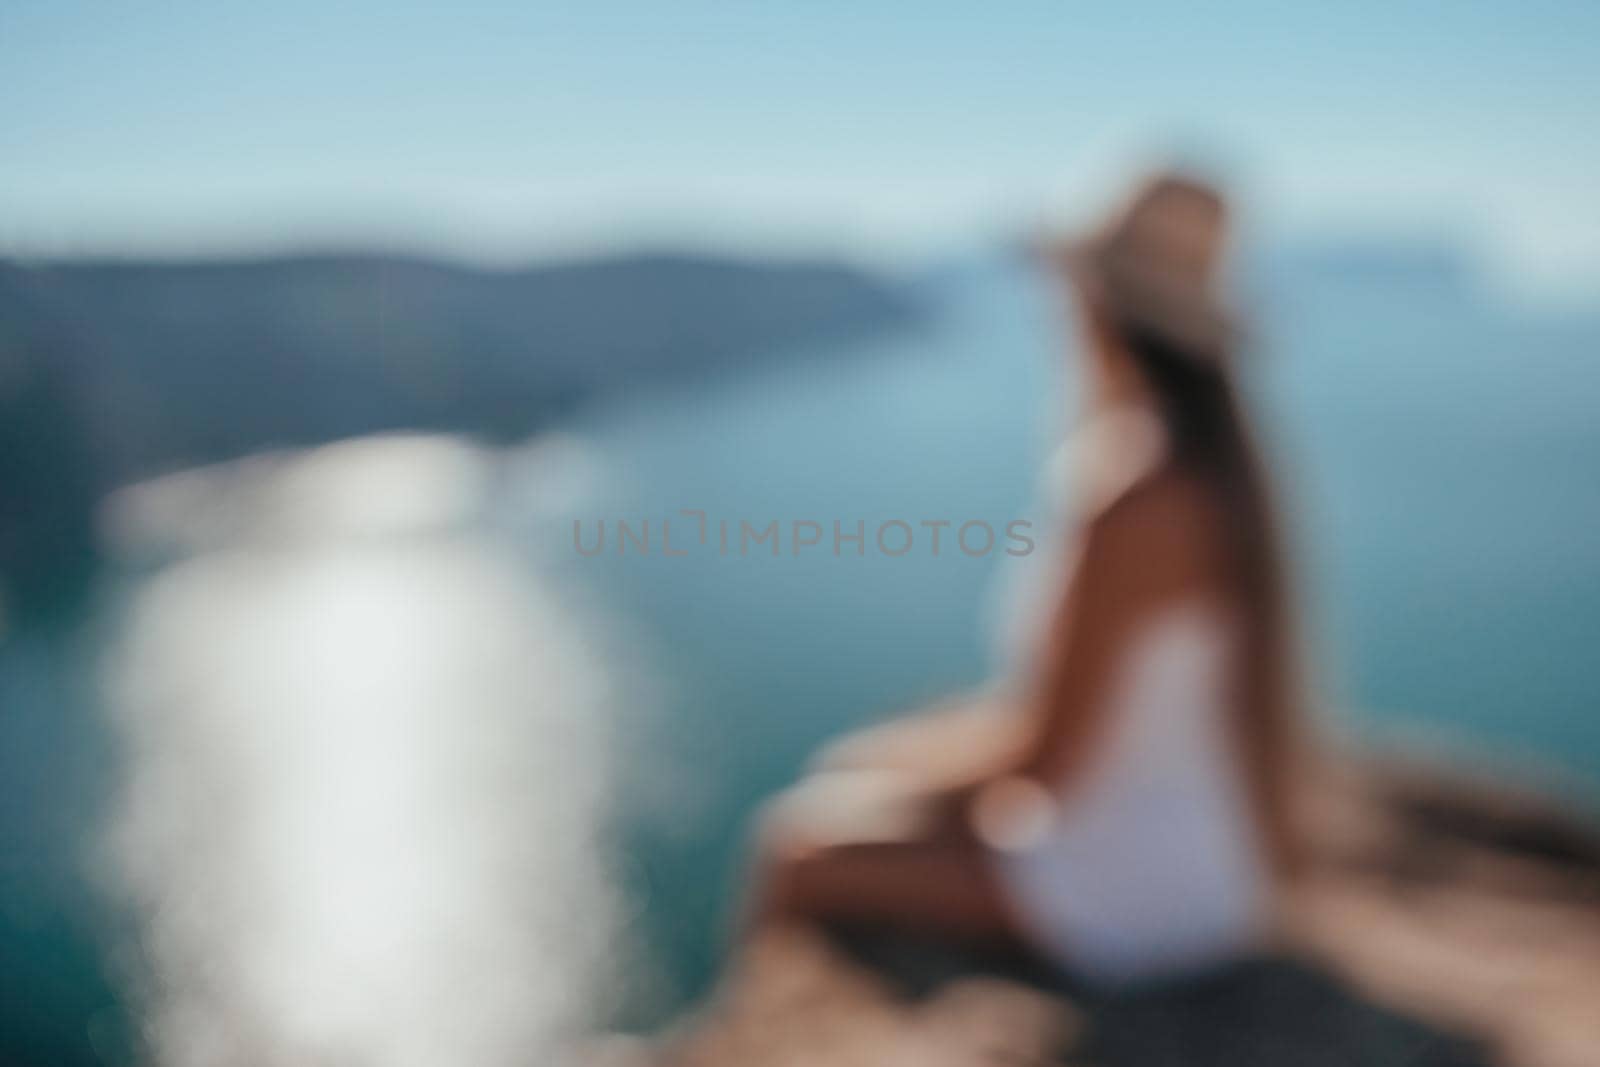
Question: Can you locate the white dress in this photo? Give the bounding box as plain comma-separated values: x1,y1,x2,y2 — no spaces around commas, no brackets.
994,602,1271,985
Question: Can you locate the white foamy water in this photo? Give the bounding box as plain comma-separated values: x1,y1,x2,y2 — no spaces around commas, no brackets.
104,435,620,1067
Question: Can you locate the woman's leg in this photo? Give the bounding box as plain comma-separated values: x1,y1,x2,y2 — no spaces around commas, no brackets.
746,798,1027,949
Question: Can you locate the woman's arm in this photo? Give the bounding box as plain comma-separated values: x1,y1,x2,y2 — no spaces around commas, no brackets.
776,475,1222,851
1011,475,1222,788
810,692,1028,779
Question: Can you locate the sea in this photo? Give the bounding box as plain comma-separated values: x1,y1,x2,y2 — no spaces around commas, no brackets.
2,249,1597,1058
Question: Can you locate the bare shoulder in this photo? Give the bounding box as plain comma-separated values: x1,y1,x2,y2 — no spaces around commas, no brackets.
1081,465,1227,600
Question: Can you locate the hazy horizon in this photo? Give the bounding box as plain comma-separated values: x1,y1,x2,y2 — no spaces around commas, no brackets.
6,2,1599,303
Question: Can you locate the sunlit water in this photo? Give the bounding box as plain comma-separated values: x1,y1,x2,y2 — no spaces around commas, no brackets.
105,437,623,1066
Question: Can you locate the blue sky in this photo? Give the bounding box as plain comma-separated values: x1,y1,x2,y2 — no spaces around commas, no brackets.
4,2,1597,295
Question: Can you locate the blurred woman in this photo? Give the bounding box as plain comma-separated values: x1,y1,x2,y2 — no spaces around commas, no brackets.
744,173,1308,984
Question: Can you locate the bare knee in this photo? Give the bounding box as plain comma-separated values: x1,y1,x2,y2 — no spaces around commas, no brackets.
744,794,828,929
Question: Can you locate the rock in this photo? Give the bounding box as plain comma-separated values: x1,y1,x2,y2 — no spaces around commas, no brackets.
646,753,1600,1067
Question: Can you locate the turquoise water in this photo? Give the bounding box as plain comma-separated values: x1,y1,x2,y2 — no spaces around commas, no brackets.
544,256,1600,1012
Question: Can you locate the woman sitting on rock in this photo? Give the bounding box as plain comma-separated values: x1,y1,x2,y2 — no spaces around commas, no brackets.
745,173,1309,985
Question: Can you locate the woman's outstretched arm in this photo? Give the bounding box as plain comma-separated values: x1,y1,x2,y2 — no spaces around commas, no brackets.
809,692,1027,779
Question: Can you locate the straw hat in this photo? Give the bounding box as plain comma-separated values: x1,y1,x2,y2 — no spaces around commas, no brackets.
1056,172,1239,361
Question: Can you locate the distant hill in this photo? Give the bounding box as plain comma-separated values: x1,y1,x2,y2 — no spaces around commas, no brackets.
1249,239,1485,303
0,251,919,620
0,236,1492,624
